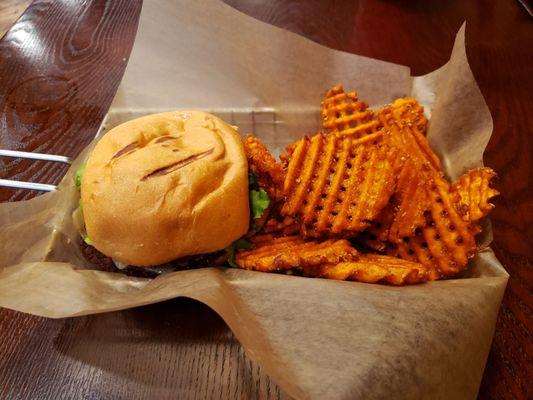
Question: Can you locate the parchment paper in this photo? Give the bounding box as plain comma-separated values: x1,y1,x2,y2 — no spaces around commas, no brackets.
0,1,508,399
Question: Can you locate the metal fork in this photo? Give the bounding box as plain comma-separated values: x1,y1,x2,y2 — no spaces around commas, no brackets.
0,118,107,192
0,150,71,192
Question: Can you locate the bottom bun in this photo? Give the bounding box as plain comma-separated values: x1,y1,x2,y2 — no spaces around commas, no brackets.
80,239,224,278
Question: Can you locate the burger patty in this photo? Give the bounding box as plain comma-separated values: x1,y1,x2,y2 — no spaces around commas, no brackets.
80,239,224,278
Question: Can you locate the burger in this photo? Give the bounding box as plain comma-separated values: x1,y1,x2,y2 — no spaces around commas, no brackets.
73,111,267,276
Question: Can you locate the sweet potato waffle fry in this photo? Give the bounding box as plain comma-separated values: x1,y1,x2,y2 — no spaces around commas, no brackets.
312,254,427,285
379,99,441,171
364,98,465,244
281,132,396,237
321,85,382,138
387,173,479,279
358,102,435,244
237,85,498,285
451,167,499,222
383,158,432,242
373,98,482,277
321,91,438,243
243,135,285,201
262,215,300,236
236,236,427,285
235,235,358,272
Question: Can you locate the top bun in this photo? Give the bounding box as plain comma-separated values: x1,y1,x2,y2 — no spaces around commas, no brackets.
81,111,249,266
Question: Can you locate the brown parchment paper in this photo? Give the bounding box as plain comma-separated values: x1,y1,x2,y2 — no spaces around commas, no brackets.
0,1,508,399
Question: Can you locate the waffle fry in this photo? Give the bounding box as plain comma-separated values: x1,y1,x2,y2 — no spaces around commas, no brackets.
243,135,285,201
239,86,498,284
380,99,441,171
360,157,433,245
236,235,425,285
235,235,358,272
312,254,427,285
282,132,396,237
362,99,441,244
390,98,426,131
388,159,433,242
279,141,298,169
262,215,300,236
360,202,397,251
389,175,478,279
451,167,499,222
321,85,383,138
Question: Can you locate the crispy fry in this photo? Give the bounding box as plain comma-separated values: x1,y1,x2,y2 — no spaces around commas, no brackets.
243,135,285,201
279,141,296,169
451,167,499,222
281,132,396,237
241,87,498,283
361,99,442,244
352,157,432,245
390,98,427,131
358,203,397,251
321,85,383,138
236,234,425,285
343,94,483,278
311,254,427,285
388,175,478,279
388,158,433,241
300,89,438,242
319,87,489,278
380,99,440,171
262,215,300,236
235,235,358,272
374,167,481,279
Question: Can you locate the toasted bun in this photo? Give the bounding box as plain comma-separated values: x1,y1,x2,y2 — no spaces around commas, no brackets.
81,111,249,266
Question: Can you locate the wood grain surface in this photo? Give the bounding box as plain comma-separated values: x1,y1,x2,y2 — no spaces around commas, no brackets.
0,0,31,37
0,0,531,399
0,0,142,202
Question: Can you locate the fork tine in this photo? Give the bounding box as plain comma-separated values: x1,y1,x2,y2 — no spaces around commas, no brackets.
0,179,57,192
0,150,71,164
0,114,108,193
0,150,69,191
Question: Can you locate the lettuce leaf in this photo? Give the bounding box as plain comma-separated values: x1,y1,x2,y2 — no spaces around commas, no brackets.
73,162,90,243
225,237,254,268
224,173,269,266
250,188,270,219
75,162,86,191
235,237,254,250
248,172,270,220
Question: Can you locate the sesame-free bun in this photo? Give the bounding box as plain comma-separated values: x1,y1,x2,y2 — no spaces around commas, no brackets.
81,111,249,266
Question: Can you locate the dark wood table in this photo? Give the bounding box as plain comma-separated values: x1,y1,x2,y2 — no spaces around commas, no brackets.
0,1,531,399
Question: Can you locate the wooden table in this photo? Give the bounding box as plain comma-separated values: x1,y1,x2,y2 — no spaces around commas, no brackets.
0,1,531,399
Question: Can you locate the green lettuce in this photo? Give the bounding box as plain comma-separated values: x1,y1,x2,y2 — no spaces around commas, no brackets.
248,172,270,220
225,237,254,268
225,173,271,267
250,187,270,220
75,162,86,191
